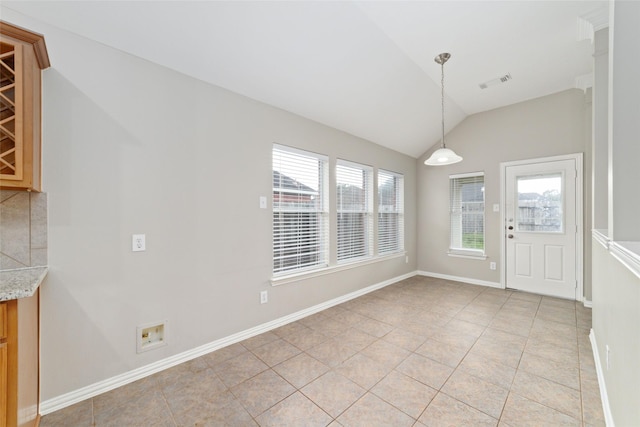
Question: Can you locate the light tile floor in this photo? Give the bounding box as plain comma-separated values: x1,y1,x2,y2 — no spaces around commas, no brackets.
40,276,605,426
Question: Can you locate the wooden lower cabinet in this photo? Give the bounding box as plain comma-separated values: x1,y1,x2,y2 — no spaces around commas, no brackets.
0,289,39,427
1,301,7,427
0,341,7,427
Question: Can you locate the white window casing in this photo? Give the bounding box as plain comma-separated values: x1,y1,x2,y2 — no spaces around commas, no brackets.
336,159,373,263
378,169,404,255
449,172,485,257
272,145,407,283
273,144,329,275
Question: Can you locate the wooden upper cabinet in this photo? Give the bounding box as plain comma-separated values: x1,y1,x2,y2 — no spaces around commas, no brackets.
0,21,49,192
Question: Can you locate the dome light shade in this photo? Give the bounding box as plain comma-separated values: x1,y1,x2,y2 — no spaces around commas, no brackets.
424,147,463,165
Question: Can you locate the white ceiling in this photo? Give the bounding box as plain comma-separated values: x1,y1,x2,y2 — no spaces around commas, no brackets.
3,1,606,158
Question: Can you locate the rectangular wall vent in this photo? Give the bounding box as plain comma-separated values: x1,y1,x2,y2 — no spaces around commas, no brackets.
479,73,512,89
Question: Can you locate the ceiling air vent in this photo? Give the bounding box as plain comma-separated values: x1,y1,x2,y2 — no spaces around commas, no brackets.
479,73,512,89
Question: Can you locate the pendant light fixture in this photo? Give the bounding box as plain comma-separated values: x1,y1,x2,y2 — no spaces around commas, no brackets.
424,53,463,166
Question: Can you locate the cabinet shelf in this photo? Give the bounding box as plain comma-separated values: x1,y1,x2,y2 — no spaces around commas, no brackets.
0,21,49,192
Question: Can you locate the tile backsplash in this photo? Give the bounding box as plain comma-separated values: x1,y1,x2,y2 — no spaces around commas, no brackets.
0,191,47,269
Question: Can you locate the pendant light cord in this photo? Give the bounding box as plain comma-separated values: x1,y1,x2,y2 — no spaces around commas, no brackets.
425,52,461,166
441,60,446,149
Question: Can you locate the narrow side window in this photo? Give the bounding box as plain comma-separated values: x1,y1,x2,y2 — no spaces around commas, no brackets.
378,170,404,255
337,160,373,263
450,172,485,256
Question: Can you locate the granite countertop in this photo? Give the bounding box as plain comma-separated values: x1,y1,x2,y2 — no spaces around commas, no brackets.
0,266,48,301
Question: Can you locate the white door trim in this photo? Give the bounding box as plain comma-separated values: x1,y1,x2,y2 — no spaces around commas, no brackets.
500,153,584,301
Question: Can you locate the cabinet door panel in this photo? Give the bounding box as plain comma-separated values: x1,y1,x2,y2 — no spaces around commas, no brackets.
0,40,24,183
0,303,6,339
0,341,7,427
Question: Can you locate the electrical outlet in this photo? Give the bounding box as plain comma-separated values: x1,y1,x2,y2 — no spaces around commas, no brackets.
132,234,146,252
490,262,497,270
260,290,268,304
405,255,409,264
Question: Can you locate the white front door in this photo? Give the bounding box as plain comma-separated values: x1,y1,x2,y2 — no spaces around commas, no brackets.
504,158,579,300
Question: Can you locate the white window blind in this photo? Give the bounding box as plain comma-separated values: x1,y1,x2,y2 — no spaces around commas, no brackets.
273,145,329,275
336,160,373,263
450,172,485,255
378,170,404,254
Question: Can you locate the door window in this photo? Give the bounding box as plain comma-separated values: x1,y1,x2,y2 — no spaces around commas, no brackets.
516,173,563,233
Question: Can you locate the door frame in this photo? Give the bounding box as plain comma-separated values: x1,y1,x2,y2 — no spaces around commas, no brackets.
499,153,584,301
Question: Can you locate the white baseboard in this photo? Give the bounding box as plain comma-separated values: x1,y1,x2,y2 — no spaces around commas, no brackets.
417,270,503,289
589,329,615,426
583,299,593,308
39,270,417,415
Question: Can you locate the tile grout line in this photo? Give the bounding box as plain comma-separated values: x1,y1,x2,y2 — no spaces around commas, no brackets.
40,278,600,426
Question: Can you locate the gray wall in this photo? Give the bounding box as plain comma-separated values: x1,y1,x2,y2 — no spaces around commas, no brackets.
591,237,639,425
2,11,417,401
608,1,640,241
590,2,640,425
417,89,592,299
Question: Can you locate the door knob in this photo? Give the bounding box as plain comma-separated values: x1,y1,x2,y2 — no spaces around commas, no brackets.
508,226,514,230
508,234,514,239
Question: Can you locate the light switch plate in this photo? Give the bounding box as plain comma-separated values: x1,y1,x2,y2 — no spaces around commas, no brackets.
493,204,500,212
259,196,267,209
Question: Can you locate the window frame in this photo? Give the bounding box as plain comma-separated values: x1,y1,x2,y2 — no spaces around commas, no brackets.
271,145,407,285
377,169,405,255
272,144,329,276
449,172,486,258
336,159,374,264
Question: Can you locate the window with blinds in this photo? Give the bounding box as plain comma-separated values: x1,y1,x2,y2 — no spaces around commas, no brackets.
273,145,329,275
336,160,373,263
378,170,404,254
450,172,485,255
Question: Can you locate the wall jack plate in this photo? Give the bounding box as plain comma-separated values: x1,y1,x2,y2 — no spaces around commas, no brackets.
132,234,146,252
137,321,167,353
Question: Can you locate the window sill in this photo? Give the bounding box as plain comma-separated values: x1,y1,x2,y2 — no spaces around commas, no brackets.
271,252,406,286
447,251,487,260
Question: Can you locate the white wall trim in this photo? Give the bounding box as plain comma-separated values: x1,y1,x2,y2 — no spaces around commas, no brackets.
609,241,640,280
592,229,640,280
590,329,615,427
583,299,593,308
592,229,611,249
40,270,417,415
575,73,593,92
577,6,610,42
417,270,503,289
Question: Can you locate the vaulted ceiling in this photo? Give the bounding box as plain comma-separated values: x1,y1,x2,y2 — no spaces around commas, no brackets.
3,1,606,157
